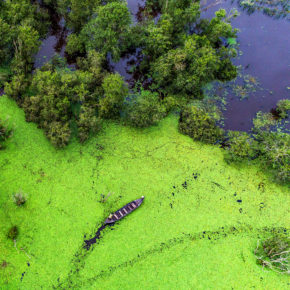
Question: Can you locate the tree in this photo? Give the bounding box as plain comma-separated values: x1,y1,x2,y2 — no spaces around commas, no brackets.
179,105,224,144
224,131,258,162
99,73,128,118
77,106,101,143
150,35,221,99
11,25,40,74
81,2,131,61
125,90,167,128
276,99,290,119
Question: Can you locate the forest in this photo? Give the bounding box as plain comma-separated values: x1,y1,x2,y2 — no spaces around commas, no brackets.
0,0,289,288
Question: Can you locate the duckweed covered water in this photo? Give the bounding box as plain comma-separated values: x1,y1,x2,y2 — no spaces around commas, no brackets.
0,96,289,288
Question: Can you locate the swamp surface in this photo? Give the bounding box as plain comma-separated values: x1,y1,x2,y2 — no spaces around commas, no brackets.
0,96,289,288
1,0,289,289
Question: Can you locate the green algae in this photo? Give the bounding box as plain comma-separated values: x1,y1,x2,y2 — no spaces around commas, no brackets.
0,96,289,289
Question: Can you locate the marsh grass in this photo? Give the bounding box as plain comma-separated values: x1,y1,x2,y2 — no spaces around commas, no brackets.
13,192,27,206
255,236,289,274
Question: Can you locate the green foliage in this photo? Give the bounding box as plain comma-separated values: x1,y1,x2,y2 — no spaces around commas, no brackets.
224,108,289,183
150,33,237,99
0,119,12,149
81,2,131,61
276,99,290,119
254,236,289,274
21,55,106,147
11,25,40,74
77,106,101,143
125,90,167,128
13,192,27,206
46,121,71,148
7,226,18,240
258,131,289,182
0,67,11,87
0,0,48,68
57,0,102,32
99,74,128,119
253,111,276,132
4,74,30,103
65,33,85,56
224,131,258,162
179,105,224,144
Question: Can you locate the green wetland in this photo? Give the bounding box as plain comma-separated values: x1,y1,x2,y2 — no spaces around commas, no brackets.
0,96,289,288
0,0,289,289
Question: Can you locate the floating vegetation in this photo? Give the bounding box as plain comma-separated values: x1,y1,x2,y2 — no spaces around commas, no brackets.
13,192,27,207
7,226,18,241
254,236,290,274
238,0,290,20
203,65,262,110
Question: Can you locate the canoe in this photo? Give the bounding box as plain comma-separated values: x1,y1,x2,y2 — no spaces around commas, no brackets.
105,196,144,224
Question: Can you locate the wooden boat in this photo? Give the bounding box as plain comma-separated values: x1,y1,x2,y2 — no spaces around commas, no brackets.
105,196,144,224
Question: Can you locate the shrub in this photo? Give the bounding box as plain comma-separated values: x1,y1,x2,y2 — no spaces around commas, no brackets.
0,119,12,149
7,226,18,240
254,236,289,274
125,90,167,128
253,111,276,132
276,99,290,119
77,106,101,143
4,74,29,103
65,33,85,56
258,131,290,182
179,105,224,144
13,192,26,206
46,121,71,148
224,131,258,162
99,73,128,119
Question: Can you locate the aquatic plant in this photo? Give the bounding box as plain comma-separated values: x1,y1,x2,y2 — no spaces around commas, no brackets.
255,236,289,274
238,0,289,20
0,118,12,149
276,99,290,119
7,226,18,241
13,192,27,207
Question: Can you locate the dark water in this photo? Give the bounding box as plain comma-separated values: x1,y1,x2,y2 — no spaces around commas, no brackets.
34,0,290,131
201,0,290,130
34,4,69,68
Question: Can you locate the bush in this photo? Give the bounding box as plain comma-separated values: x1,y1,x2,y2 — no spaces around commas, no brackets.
254,236,289,274
179,105,224,144
0,119,12,149
224,131,258,162
258,131,289,182
65,33,85,56
99,73,128,119
4,74,29,103
13,192,26,206
276,99,290,119
125,90,167,128
46,121,71,148
253,111,276,132
7,226,18,240
77,106,101,143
